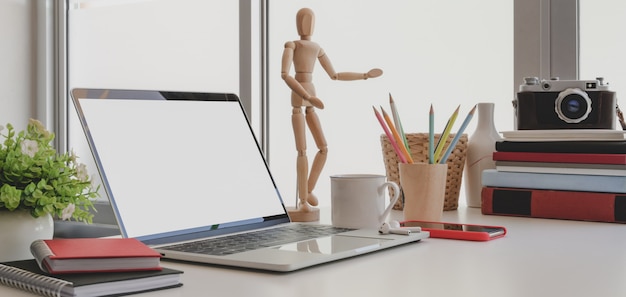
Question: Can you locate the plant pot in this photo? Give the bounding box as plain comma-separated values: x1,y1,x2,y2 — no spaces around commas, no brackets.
0,210,54,262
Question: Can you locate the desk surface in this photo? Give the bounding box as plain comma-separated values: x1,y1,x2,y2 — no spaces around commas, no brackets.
4,207,626,297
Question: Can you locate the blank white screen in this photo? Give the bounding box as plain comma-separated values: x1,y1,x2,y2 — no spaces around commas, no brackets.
77,98,286,238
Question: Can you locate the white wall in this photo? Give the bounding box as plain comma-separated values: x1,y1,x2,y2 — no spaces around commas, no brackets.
0,1,35,129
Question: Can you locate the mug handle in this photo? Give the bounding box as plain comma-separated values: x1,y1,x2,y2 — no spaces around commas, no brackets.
380,181,400,223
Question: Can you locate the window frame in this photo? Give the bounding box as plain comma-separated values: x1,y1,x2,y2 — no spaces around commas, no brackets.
514,0,578,95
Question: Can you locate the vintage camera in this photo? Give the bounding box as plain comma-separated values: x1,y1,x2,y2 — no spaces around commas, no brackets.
514,77,616,130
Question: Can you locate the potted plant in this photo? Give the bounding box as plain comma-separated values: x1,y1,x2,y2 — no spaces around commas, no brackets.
0,119,99,261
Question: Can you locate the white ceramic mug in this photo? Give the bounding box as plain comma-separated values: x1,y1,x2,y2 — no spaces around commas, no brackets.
330,174,400,229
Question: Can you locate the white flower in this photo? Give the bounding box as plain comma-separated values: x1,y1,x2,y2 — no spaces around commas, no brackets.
69,149,78,165
90,174,98,189
20,139,39,157
61,203,75,220
76,163,89,182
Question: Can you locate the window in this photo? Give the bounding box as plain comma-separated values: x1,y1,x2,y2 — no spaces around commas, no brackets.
53,0,576,212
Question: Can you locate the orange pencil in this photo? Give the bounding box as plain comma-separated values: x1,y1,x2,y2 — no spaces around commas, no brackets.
380,106,414,164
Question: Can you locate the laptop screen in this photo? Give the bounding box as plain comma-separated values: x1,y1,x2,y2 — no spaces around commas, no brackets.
71,89,289,242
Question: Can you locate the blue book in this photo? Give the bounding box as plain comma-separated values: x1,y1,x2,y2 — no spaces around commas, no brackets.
481,169,626,193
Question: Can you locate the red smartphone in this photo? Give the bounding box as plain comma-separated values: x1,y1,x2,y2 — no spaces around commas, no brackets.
400,220,507,241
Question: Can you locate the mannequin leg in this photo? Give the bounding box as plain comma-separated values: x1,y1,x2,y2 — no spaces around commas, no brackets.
305,107,327,207
292,108,310,212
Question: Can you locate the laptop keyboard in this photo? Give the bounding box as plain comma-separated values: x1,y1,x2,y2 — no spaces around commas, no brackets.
161,224,354,256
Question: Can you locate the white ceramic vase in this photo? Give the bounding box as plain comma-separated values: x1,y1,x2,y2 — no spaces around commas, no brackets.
0,210,54,262
464,103,502,208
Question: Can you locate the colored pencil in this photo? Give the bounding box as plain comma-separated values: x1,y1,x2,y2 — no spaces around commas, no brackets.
381,106,414,164
429,104,434,164
373,106,408,164
439,104,476,164
389,93,410,154
433,105,460,163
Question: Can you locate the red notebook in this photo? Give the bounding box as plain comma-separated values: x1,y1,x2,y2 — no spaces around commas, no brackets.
492,151,626,165
30,238,162,274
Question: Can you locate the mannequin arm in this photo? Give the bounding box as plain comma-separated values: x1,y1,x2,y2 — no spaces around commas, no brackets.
336,68,383,80
318,49,383,81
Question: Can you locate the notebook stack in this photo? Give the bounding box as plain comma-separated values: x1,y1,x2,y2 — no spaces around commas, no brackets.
0,238,183,297
480,129,626,223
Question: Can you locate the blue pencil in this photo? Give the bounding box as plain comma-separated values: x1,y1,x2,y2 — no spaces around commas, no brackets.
439,104,476,164
428,104,434,164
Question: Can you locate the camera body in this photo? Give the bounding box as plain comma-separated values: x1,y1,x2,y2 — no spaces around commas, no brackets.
514,77,616,130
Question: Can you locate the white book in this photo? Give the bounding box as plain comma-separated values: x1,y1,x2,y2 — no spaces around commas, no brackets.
495,161,626,176
501,129,626,141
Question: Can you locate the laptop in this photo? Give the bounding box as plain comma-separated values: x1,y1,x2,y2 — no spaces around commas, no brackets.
70,88,428,272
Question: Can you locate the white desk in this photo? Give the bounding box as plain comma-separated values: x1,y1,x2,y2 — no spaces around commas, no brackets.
4,207,626,297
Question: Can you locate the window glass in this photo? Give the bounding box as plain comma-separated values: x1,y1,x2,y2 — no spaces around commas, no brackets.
67,0,239,201
580,0,626,112
268,1,513,207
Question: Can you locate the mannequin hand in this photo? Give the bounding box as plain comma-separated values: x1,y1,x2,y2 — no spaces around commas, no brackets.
367,68,383,79
307,96,325,109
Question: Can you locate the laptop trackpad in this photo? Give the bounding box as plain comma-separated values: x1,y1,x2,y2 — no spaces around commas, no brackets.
274,236,389,255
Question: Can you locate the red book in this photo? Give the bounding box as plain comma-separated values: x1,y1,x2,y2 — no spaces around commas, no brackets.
481,186,626,223
492,151,626,165
30,238,162,274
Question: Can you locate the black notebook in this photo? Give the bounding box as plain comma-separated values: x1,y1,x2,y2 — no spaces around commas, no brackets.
0,260,183,297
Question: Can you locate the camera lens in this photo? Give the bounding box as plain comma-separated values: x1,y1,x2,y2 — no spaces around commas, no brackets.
555,88,592,123
563,95,584,114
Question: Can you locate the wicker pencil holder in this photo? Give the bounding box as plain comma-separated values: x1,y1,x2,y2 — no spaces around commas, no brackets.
380,133,468,211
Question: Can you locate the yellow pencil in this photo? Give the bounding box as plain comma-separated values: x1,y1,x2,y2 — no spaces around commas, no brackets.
433,105,460,163
381,106,414,164
439,104,476,164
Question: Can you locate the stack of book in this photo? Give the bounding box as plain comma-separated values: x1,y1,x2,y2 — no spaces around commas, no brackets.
480,129,626,223
0,238,183,297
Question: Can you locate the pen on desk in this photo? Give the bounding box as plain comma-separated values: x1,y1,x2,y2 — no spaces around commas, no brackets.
389,93,410,154
429,104,434,164
439,104,476,164
373,106,408,164
433,105,460,163
381,106,414,163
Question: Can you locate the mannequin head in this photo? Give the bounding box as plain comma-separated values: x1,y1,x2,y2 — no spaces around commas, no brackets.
296,8,315,39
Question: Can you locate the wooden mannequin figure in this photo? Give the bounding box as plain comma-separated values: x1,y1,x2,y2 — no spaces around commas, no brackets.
281,8,383,221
